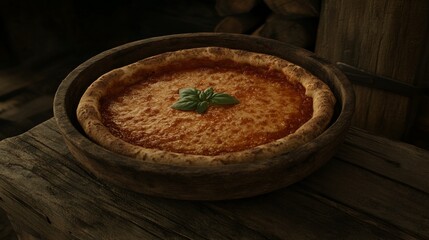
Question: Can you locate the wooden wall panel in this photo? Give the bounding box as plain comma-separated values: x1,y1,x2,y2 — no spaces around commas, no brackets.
315,0,429,139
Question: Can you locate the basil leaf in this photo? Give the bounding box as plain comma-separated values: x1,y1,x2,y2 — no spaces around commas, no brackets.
179,88,199,98
196,101,209,114
171,97,198,111
172,87,239,114
199,91,207,101
204,87,214,100
210,93,240,105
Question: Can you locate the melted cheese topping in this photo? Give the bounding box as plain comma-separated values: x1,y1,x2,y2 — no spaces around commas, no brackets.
101,59,313,155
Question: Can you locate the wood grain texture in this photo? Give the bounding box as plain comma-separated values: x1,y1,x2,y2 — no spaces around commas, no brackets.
315,0,429,139
0,120,270,240
337,128,429,194
0,119,428,239
302,160,429,239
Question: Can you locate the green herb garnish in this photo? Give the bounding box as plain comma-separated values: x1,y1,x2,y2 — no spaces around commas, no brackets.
171,87,239,114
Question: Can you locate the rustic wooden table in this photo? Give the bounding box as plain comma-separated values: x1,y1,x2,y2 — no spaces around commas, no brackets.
0,118,428,240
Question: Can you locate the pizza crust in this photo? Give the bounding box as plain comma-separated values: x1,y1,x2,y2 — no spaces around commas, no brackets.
77,47,336,166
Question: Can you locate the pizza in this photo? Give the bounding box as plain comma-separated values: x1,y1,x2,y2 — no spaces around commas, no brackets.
76,47,336,166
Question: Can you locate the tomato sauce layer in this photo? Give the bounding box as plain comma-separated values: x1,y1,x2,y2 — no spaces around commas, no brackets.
100,59,313,155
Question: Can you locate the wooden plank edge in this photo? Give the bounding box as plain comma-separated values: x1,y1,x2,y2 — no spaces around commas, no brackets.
295,185,422,240
300,159,429,239
338,127,429,194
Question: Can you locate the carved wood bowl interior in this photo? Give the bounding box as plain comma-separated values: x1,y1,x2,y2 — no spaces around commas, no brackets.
53,33,355,200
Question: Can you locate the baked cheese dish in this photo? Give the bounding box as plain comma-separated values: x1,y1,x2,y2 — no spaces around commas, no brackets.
77,47,335,165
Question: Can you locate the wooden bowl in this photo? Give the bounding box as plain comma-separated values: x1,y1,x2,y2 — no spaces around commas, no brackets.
53,33,355,200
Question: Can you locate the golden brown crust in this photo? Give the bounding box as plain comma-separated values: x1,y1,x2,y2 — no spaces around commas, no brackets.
77,47,336,166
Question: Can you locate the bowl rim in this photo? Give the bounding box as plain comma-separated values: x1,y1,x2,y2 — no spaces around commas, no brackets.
54,32,355,176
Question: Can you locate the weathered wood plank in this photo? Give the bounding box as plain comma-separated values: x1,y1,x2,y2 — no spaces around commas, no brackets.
207,186,412,240
0,119,428,239
302,160,429,239
205,129,429,240
294,187,422,240
0,120,274,240
338,128,429,194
